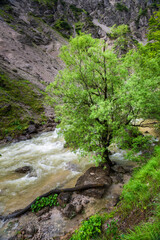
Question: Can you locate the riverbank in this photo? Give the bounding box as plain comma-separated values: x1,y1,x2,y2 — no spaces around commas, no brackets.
0,157,134,240
67,145,160,240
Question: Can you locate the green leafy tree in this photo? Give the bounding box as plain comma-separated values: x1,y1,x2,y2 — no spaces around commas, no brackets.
46,33,160,166
146,9,160,55
108,24,138,55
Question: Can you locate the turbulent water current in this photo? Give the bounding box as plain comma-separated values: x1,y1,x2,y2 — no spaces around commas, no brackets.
0,130,93,216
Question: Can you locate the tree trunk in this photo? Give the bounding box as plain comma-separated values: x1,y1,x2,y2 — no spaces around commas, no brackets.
102,148,113,167
101,126,113,167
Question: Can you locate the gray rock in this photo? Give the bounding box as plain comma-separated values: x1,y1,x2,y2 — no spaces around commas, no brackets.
76,166,112,198
25,224,37,235
62,203,77,219
18,135,28,141
15,166,32,174
6,136,12,142
27,125,37,134
75,204,83,213
111,165,126,174
65,162,81,172
36,207,50,217
58,192,71,207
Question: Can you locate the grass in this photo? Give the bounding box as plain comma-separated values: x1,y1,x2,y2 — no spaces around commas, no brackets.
0,70,45,140
69,146,160,239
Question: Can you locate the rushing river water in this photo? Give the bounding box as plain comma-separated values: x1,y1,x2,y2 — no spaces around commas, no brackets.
0,130,93,216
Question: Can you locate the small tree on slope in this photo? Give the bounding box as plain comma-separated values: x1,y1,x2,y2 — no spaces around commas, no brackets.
46,34,160,166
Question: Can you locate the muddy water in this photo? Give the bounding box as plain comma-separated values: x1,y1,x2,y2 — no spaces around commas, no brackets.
0,130,93,215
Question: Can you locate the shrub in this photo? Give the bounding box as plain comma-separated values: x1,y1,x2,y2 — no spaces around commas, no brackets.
115,3,129,12
31,194,59,212
70,214,102,240
54,18,72,31
105,220,121,240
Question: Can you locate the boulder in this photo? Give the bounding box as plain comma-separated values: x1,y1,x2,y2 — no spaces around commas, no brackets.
111,165,126,174
5,136,12,142
58,192,71,207
27,124,37,134
15,166,32,174
65,162,80,172
75,166,112,198
62,203,77,219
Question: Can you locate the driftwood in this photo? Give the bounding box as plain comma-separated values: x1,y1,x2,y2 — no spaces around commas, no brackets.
0,184,106,221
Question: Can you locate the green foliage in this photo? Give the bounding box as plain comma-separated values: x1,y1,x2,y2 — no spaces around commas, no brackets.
121,193,160,240
54,18,72,31
46,33,160,165
0,70,44,139
31,194,59,212
147,9,160,55
109,24,131,53
138,8,147,17
115,126,152,152
110,24,129,39
70,215,102,240
120,146,160,211
100,147,160,239
53,17,72,38
75,22,85,34
105,220,120,240
135,7,148,27
122,219,160,240
115,3,129,12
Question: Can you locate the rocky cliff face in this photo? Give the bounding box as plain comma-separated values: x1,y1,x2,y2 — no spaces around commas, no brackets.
0,0,67,142
62,0,159,39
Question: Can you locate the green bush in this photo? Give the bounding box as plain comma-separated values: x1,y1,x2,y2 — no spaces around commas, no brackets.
31,194,59,212
115,126,152,153
54,18,72,31
105,220,121,240
75,22,84,34
70,214,102,240
115,3,129,12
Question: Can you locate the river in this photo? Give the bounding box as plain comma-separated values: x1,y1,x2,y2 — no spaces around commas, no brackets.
0,129,137,239
0,129,93,216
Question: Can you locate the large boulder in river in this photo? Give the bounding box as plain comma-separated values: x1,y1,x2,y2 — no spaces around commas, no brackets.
15,166,32,174
75,166,112,199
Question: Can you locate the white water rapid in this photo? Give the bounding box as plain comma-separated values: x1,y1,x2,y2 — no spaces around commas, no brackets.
0,130,92,215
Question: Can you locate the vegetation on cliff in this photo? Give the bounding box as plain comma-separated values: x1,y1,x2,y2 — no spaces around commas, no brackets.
0,70,45,140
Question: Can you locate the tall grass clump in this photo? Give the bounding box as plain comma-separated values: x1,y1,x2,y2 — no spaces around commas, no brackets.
120,146,160,211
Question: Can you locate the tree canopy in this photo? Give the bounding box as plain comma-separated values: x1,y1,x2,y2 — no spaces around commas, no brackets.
47,30,160,166
146,9,160,56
